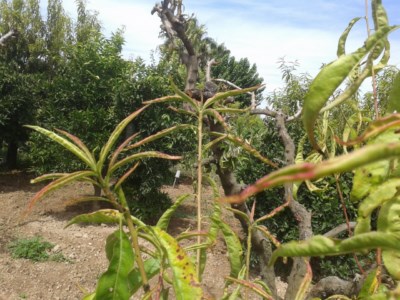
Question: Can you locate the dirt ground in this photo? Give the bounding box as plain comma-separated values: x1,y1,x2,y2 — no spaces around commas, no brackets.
0,171,286,299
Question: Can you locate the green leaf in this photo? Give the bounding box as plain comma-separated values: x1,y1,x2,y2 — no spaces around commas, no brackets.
358,268,379,299
302,25,398,151
269,232,400,266
94,228,135,300
25,125,95,169
128,258,161,295
212,216,243,278
350,128,400,202
82,293,95,300
156,194,190,230
355,179,400,234
152,227,202,300
97,105,149,172
378,197,400,234
350,160,390,202
382,250,400,280
386,72,400,114
66,209,123,228
203,85,262,109
337,17,362,57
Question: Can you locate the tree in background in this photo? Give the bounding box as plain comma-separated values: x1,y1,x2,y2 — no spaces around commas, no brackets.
0,0,46,169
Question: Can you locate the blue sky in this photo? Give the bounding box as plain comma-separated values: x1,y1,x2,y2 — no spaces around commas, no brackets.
44,0,400,93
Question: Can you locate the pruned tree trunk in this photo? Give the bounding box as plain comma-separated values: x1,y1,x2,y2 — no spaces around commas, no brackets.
275,112,313,300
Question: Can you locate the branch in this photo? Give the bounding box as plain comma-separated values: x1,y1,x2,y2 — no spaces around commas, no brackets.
0,29,17,46
214,78,258,109
251,107,302,122
206,59,216,82
323,222,356,238
252,108,277,118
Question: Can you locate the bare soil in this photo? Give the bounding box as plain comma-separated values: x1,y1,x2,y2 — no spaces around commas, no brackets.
0,172,286,299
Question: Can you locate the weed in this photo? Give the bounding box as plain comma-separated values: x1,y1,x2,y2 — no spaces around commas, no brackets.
7,236,68,262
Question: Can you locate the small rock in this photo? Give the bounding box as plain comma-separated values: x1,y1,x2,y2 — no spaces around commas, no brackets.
52,245,61,253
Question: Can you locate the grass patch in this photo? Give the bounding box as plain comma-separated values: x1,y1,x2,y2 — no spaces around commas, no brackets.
8,236,69,262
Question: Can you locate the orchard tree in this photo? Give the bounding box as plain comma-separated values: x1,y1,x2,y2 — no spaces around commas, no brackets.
0,0,46,169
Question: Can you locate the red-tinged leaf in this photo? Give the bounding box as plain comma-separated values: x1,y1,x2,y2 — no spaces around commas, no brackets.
110,151,181,174
203,85,263,109
114,162,140,190
144,94,199,112
109,132,140,168
219,133,278,168
64,196,111,207
224,277,273,300
294,260,312,300
204,109,230,131
250,201,256,223
30,173,68,184
98,105,149,171
170,80,201,111
176,231,209,242
56,129,96,168
126,125,193,150
203,134,227,152
152,227,203,300
168,105,197,117
214,107,250,114
23,170,95,217
221,141,400,204
66,209,123,228
255,225,281,248
25,125,94,169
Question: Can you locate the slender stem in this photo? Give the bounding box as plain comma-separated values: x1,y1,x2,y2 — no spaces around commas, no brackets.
335,175,365,274
196,109,204,277
117,188,150,294
245,225,253,300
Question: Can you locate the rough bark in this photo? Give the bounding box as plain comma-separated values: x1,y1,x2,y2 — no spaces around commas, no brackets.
306,276,358,299
152,1,198,91
275,112,313,300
